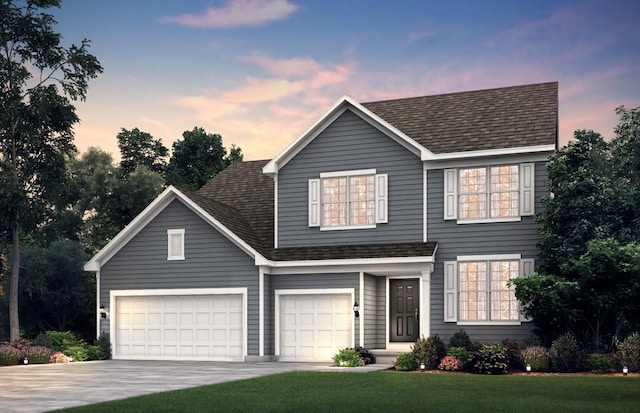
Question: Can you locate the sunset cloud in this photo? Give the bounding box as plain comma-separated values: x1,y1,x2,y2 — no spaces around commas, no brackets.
163,0,299,29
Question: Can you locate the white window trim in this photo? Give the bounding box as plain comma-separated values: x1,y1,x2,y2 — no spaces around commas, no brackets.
444,163,535,223
444,254,535,325
167,229,185,260
309,169,388,230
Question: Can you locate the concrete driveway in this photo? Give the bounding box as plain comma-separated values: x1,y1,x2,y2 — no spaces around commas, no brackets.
1,360,391,412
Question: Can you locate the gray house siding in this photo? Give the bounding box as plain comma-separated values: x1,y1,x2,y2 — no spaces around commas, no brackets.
426,161,548,343
263,273,274,356
277,110,424,248
362,274,378,348
99,199,261,355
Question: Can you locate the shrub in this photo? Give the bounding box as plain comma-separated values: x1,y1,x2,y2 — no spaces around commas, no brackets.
550,332,583,372
501,338,522,369
332,348,362,367
412,335,445,369
50,352,71,363
64,345,89,362
32,332,53,348
25,346,54,364
446,346,471,364
0,344,21,365
448,330,473,350
394,352,416,371
584,353,615,373
521,346,550,372
95,332,112,360
438,355,463,371
84,345,105,361
47,331,82,353
468,347,508,375
617,332,640,372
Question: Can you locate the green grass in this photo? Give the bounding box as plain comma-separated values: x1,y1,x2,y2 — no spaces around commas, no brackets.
52,371,640,413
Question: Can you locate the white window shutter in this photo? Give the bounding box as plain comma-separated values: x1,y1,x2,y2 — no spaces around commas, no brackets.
444,261,458,322
444,169,457,220
375,174,388,223
520,163,535,216
308,179,320,227
519,258,535,321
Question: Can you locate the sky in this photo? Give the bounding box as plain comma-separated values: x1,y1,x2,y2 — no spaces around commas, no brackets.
51,0,640,162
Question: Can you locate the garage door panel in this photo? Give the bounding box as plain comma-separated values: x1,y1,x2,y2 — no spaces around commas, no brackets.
116,294,244,361
279,293,352,361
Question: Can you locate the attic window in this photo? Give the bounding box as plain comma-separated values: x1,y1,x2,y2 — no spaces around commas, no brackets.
167,229,185,260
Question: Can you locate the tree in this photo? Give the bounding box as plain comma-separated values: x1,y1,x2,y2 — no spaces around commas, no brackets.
117,127,168,178
514,107,640,349
165,127,243,191
107,165,165,230
0,0,102,341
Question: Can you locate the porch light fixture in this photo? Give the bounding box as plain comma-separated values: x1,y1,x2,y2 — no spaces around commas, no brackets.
353,302,360,318
623,365,629,376
526,364,532,374
99,305,108,319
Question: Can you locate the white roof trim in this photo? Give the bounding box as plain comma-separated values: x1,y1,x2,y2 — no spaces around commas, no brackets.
262,95,432,175
83,186,264,271
424,144,556,161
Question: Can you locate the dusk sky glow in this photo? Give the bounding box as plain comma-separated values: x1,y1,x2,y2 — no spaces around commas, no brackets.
53,0,640,161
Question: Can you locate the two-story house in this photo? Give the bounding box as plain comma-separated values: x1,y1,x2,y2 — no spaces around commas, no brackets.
84,81,558,362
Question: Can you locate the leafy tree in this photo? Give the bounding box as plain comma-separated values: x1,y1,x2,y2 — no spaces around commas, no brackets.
514,107,640,349
19,240,94,339
0,0,102,341
165,127,243,191
117,127,168,178
107,165,165,230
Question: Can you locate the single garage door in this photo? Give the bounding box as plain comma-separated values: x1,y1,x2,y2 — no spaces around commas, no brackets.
279,293,352,361
115,294,243,361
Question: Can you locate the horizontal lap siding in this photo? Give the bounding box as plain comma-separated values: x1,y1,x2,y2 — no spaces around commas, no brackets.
363,274,378,348
100,199,260,355
426,162,548,343
277,110,423,247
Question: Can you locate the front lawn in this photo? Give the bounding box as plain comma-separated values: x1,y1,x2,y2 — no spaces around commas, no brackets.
53,371,640,413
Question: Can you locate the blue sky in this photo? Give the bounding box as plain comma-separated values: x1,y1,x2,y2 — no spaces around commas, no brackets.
53,0,640,161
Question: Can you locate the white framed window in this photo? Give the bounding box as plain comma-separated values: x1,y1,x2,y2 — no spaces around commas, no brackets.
444,256,534,324
444,163,534,223
167,229,185,260
309,169,387,230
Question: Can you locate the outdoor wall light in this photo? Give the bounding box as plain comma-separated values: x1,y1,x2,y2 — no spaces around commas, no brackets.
420,362,426,372
353,302,360,318
526,364,532,374
623,365,629,376
99,305,109,319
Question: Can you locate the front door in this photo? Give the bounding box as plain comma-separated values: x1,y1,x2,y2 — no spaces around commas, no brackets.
390,279,420,342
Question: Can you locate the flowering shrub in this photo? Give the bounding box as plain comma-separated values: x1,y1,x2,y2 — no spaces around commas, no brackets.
25,346,54,364
332,348,363,367
447,346,471,365
438,355,463,371
50,352,72,363
468,347,508,375
521,346,550,372
0,344,21,365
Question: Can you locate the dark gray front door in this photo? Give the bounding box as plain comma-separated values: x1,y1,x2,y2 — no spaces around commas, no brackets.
390,279,420,342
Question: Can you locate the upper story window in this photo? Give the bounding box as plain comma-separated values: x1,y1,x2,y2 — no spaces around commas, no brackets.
309,169,387,230
167,229,185,260
445,163,534,223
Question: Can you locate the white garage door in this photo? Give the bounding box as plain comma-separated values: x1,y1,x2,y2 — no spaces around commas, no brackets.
279,294,352,361
115,294,243,361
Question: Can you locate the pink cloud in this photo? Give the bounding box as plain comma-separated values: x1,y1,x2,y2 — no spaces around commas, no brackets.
163,0,299,29
242,52,322,77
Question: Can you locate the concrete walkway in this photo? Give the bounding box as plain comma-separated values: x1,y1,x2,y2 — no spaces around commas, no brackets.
0,360,391,412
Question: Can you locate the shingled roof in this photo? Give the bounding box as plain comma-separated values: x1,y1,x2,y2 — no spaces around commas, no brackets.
362,81,558,153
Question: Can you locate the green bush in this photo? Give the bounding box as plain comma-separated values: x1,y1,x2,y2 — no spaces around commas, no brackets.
25,346,54,364
584,353,615,373
84,345,105,361
617,332,640,372
0,344,21,365
550,332,583,372
468,347,508,375
47,331,82,353
64,345,89,362
412,335,445,369
448,330,473,350
521,346,550,372
95,332,112,360
347,346,375,365
32,332,53,348
446,346,471,364
501,339,523,369
332,348,362,367
394,352,416,371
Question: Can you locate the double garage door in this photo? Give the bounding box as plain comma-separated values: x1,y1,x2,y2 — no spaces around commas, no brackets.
115,293,244,361
279,293,353,361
